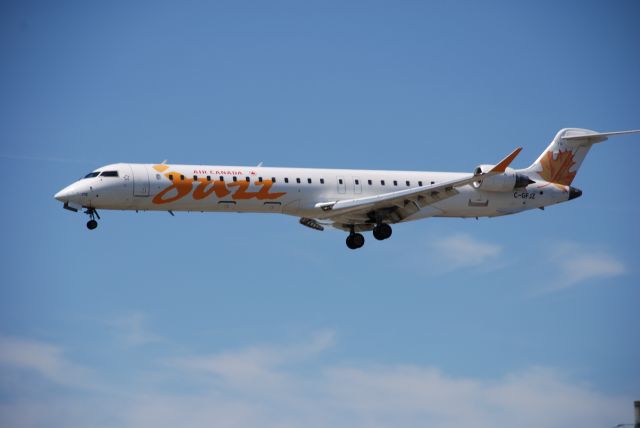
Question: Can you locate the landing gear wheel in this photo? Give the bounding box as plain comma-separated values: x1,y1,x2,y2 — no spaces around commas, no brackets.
373,223,392,240
346,233,365,250
84,207,100,230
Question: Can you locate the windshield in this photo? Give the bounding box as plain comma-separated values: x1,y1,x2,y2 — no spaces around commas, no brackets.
100,171,119,177
83,172,100,179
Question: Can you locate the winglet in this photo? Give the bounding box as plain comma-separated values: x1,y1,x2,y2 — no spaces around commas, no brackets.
490,147,522,173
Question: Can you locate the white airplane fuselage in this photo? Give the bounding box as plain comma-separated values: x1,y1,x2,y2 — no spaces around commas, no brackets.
55,164,571,219
54,128,638,249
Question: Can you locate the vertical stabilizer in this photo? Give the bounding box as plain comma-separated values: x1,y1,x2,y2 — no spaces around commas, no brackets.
523,128,640,186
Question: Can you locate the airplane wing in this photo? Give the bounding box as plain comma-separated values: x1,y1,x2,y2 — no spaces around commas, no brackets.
313,147,522,231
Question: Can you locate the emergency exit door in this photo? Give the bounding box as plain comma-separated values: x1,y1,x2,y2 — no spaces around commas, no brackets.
130,164,150,197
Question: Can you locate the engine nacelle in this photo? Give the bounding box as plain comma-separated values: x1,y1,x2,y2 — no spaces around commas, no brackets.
473,165,534,192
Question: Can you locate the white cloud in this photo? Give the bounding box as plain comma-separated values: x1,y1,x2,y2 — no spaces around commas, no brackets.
323,365,627,428
429,234,503,270
108,312,164,347
544,242,625,291
169,330,334,390
0,336,95,390
0,333,632,428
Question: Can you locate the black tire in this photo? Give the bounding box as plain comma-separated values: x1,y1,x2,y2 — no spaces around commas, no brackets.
352,233,365,248
373,223,392,240
87,219,98,230
346,233,365,249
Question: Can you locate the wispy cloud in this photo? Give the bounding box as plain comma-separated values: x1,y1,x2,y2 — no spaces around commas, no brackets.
429,234,503,270
169,330,334,389
323,365,626,428
543,242,625,291
0,336,95,390
0,332,631,428
108,312,164,347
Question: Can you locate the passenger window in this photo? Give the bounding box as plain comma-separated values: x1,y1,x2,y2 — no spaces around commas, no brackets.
168,174,174,181
219,176,224,181
393,180,398,186
381,180,385,186
233,176,237,182
245,177,250,182
180,175,185,180
259,177,263,182
368,179,372,185
320,178,324,184
339,179,343,185
406,180,410,186
307,178,312,184
419,181,423,186
296,178,301,184
355,179,359,185
431,181,435,184
193,175,198,180
271,177,276,183
207,176,211,181
285,178,289,183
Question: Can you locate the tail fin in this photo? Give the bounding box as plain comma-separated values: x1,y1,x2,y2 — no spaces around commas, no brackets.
523,128,640,185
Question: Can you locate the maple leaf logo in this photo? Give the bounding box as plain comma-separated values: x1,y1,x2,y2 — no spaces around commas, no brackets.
538,150,577,186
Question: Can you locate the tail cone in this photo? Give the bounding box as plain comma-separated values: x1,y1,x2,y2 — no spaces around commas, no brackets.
569,187,583,200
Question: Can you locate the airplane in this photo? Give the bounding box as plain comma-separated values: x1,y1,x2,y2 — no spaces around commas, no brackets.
54,128,638,249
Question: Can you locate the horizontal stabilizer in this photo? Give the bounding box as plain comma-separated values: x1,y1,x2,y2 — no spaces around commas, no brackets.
562,129,640,142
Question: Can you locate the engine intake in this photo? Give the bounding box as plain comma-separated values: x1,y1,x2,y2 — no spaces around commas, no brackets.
473,165,534,192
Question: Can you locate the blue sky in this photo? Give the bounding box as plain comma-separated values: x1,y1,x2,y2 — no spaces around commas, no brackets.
1,1,639,427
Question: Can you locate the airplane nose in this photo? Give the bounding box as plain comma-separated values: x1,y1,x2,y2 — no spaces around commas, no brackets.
568,186,583,200
54,184,77,202
54,188,68,201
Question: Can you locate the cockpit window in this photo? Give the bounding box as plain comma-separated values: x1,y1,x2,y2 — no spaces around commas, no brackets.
83,172,100,179
100,171,119,177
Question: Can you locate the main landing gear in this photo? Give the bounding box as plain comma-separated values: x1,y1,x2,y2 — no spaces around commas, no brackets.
84,208,100,230
346,224,393,249
346,232,365,250
372,223,392,241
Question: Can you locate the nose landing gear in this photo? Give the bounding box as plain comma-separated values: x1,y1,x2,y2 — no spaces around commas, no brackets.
84,208,100,230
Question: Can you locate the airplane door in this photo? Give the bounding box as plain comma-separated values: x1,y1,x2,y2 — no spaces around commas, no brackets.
337,176,346,194
353,177,362,194
130,164,150,196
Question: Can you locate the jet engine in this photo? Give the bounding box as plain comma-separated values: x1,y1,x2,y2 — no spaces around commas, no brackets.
473,165,534,192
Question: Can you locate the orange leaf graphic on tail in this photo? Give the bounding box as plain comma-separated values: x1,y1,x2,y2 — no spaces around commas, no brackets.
539,150,577,185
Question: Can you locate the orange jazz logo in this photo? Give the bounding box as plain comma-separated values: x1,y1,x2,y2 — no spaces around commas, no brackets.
150,165,286,205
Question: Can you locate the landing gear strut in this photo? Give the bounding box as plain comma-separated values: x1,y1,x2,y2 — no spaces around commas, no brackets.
346,231,365,250
372,223,392,240
84,208,100,230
